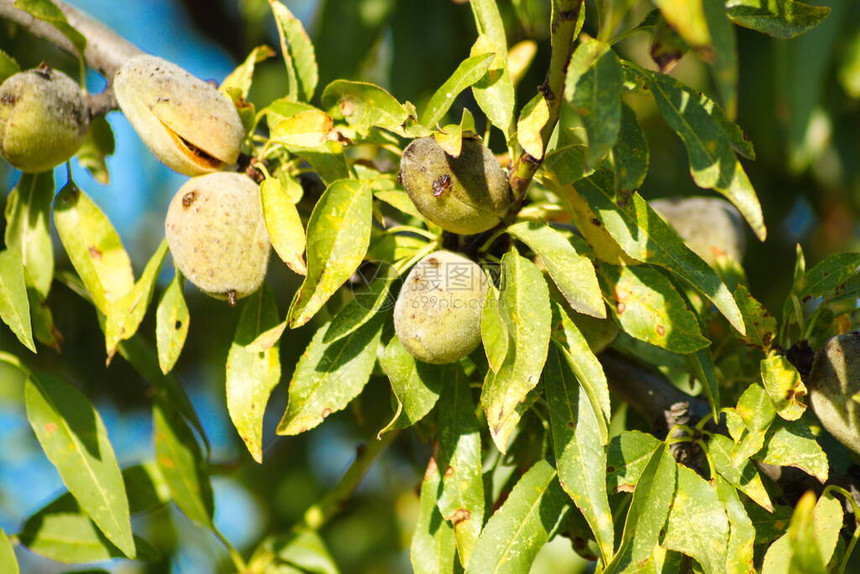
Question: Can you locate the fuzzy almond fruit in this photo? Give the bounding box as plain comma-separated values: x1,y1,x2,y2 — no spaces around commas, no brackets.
114,54,244,175
807,331,860,454
0,67,89,173
394,250,489,364
398,136,513,235
165,172,270,304
650,197,747,266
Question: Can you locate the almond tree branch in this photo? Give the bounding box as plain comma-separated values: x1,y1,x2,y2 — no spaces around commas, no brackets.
507,0,584,215
0,0,143,79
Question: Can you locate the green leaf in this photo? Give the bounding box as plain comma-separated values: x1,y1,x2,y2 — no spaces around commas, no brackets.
262,176,307,276
104,239,169,361
155,273,189,374
600,263,710,353
288,179,372,328
53,181,134,314
422,53,495,128
760,354,807,421
544,126,588,185
25,372,134,557
278,317,383,435
272,109,334,148
19,496,156,564
220,44,276,99
76,116,116,186
4,171,54,297
795,252,860,299
117,335,208,456
764,492,827,574
269,0,318,101
611,102,649,192
551,303,611,437
726,0,830,39
574,171,746,334
813,492,843,566
545,344,614,563
481,283,507,373
411,457,456,574
688,349,720,420
321,80,410,135
709,433,773,511
466,459,567,574
0,529,17,574
662,464,730,574
754,418,828,483
507,221,604,319
324,264,397,344
605,444,676,573
0,48,20,83
652,0,710,48
730,383,775,464
605,430,662,493
437,372,484,567
481,251,551,452
226,287,281,463
714,476,756,574
0,250,35,352
645,71,765,240
153,402,214,528
469,0,515,138
14,0,87,62
734,284,777,350
123,463,171,514
564,36,623,168
517,92,551,158
379,337,444,435
264,529,340,574
703,0,738,118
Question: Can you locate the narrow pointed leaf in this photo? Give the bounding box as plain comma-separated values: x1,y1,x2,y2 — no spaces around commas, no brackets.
645,71,765,240
13,0,87,60
662,464,730,574
605,444,676,573
709,433,773,511
18,489,156,564
289,179,372,327
153,402,214,528
469,0,515,137
508,221,604,318
77,116,116,185
422,53,495,128
753,418,828,483
761,354,807,421
53,182,134,314
155,274,189,374
481,283,507,373
262,176,308,276
278,316,383,435
4,172,54,297
466,459,567,574
481,251,551,452
411,457,456,574
324,263,398,344
714,476,756,574
0,49,20,82
564,36,623,168
688,348,720,419
605,431,663,493
438,372,484,567
321,80,410,135
795,252,860,299
726,0,830,39
226,287,281,463
379,337,445,435
612,102,649,192
734,284,777,350
600,263,710,353
652,0,710,48
220,44,276,99
104,239,169,360
545,344,614,563
269,0,318,101
25,373,134,557
0,529,17,574
552,303,611,435
0,250,35,352
574,171,745,334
